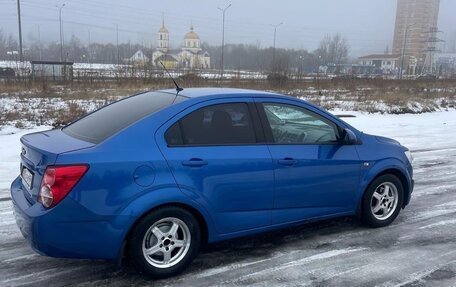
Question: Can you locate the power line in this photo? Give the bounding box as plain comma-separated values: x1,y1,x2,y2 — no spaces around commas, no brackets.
4,12,390,52
20,0,389,37
7,0,392,45
20,14,154,36
1,1,395,53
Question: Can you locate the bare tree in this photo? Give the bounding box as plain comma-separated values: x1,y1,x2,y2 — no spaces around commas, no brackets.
271,48,290,74
7,33,19,52
316,33,349,65
0,29,6,58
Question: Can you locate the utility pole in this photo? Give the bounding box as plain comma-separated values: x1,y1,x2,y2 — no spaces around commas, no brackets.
38,25,42,60
87,29,91,64
218,4,231,80
16,0,23,61
270,22,283,73
56,4,66,62
299,55,304,79
116,24,119,65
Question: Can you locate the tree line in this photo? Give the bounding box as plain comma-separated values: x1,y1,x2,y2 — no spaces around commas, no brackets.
0,28,349,73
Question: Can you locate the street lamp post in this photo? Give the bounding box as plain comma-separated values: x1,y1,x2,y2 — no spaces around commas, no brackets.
218,4,231,80
299,55,304,80
400,23,417,79
317,55,322,89
16,0,23,61
56,4,66,62
270,22,283,73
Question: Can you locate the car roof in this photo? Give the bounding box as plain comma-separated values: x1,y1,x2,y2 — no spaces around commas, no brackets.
155,88,358,132
158,87,282,99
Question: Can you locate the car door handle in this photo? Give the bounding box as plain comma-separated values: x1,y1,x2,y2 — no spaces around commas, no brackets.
182,158,208,167
278,158,298,166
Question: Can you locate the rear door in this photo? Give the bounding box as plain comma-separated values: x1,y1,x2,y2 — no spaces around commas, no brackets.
156,98,274,235
255,98,362,224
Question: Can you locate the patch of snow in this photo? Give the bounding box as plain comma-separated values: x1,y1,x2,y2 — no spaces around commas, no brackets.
238,248,367,280
196,257,272,278
419,219,456,229
0,126,51,198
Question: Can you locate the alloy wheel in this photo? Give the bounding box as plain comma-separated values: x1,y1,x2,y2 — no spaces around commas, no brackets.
142,217,191,269
370,182,399,221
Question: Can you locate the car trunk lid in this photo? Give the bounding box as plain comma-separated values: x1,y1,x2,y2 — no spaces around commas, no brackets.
20,128,95,203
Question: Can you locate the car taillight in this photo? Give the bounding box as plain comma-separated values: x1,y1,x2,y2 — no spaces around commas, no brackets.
38,165,89,208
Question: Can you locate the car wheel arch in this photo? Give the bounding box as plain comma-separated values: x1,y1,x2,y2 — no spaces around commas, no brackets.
123,202,209,251
357,168,409,215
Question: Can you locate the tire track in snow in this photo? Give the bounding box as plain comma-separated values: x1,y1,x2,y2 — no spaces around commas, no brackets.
236,248,367,281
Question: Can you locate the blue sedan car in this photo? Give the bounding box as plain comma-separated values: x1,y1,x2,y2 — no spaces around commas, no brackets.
11,88,413,278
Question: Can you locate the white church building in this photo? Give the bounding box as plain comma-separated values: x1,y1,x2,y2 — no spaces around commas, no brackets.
152,20,211,70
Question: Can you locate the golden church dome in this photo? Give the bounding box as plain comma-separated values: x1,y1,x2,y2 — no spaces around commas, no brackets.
184,25,200,40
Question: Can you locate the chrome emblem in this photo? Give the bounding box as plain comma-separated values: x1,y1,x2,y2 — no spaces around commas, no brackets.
21,148,26,156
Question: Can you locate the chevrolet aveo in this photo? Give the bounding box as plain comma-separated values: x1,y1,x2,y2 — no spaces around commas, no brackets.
11,88,414,278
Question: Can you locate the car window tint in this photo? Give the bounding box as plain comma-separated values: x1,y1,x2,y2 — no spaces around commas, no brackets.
64,92,185,143
165,122,184,146
263,103,339,144
166,103,257,146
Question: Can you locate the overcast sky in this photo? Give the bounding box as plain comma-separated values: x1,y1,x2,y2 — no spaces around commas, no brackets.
0,0,455,56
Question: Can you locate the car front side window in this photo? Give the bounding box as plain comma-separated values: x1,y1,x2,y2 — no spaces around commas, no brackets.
262,103,339,144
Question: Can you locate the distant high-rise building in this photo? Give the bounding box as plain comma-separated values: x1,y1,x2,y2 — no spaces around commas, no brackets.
392,0,440,62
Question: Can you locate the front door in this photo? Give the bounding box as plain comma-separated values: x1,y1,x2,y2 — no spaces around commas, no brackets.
255,99,362,225
156,99,274,234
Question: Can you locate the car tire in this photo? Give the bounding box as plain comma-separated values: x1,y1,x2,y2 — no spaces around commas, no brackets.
128,207,201,278
362,174,404,228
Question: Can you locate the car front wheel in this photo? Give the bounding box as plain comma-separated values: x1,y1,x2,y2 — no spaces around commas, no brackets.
128,207,201,278
362,174,404,228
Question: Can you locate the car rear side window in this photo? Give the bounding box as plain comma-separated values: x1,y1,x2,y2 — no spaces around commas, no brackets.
64,92,184,143
165,103,257,146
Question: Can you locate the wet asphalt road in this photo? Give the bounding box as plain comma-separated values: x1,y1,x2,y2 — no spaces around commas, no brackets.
1,113,456,287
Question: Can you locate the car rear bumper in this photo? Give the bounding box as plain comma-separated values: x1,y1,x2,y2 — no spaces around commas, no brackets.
11,176,124,260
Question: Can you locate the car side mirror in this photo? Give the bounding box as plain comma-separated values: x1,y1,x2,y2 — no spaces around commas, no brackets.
343,128,358,145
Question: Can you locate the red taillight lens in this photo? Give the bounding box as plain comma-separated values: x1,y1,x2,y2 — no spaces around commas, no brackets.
38,165,88,208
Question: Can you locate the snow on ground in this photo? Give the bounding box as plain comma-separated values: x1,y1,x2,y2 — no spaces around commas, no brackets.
0,111,455,286
339,110,456,151
0,126,50,199
0,96,111,128
297,90,455,114
0,61,30,69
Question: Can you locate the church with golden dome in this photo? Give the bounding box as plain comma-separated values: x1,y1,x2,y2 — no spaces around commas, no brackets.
152,20,211,70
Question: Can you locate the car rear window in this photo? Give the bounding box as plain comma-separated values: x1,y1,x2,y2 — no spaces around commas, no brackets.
63,92,186,143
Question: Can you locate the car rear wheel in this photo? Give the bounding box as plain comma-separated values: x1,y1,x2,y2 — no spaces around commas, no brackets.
362,174,404,228
128,207,201,278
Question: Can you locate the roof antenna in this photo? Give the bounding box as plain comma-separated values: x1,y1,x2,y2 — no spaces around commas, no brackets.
159,61,183,94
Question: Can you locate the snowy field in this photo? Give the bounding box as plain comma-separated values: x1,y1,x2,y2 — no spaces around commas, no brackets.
0,111,456,286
